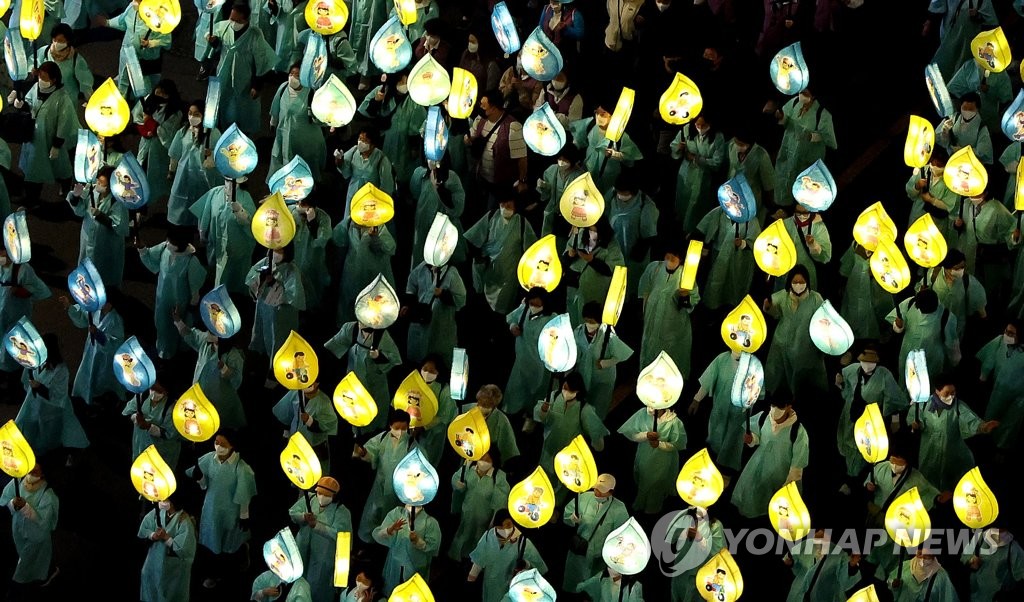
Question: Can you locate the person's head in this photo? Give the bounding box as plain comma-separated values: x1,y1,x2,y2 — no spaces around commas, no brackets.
157,496,176,513
302,379,320,397
149,381,168,402
786,264,810,295
498,197,517,219
388,409,411,434
36,61,62,90
288,63,302,88
857,345,880,373
493,509,515,533
940,248,966,276
702,45,723,69
594,104,612,129
1004,319,1022,346
420,355,443,384
352,571,374,593
914,288,939,314
315,476,340,504
477,448,500,472
96,165,115,195
594,473,616,498
732,125,755,151
928,147,948,170
968,188,988,206
392,71,410,94
229,2,251,26
561,372,585,401
187,100,205,127
556,143,580,170
358,127,381,151
525,287,548,314
422,18,443,45
932,373,957,402
551,70,569,91
614,169,640,199
793,202,813,218
476,385,503,415
960,92,981,118
50,24,74,51
272,242,295,264
214,432,235,457
167,225,193,253
582,301,602,334
889,453,908,474
466,32,482,54
798,87,814,106
41,333,62,366
769,396,794,422
693,113,712,136
153,79,179,103
25,463,45,484
479,90,504,119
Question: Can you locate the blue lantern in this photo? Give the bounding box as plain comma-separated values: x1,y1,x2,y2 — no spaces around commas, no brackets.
392,447,440,506
491,2,520,55
200,285,242,339
203,77,221,130
214,123,259,180
67,259,107,312
369,16,412,74
3,28,31,81
263,528,304,584
1000,90,1024,142
730,351,763,409
769,42,809,95
523,103,567,156
3,209,31,264
925,63,954,118
520,27,562,82
423,106,448,162
268,156,314,203
4,317,46,369
122,43,151,98
74,129,102,184
451,347,468,401
791,159,837,212
717,174,757,224
508,569,557,602
113,336,158,394
300,32,328,89
905,349,930,404
110,152,150,210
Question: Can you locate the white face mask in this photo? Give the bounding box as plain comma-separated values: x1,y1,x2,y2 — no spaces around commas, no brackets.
288,75,301,90
151,392,167,403
353,582,369,593
791,282,807,295
552,80,567,91
970,197,985,206
500,207,514,220
940,394,955,406
798,93,812,105
317,494,333,506
961,109,978,120
467,42,479,53
595,114,610,128
425,35,439,47
655,1,669,10
421,370,438,384
557,159,571,170
38,80,55,93
214,444,230,457
770,407,787,421
476,460,492,472
696,125,710,136
528,305,543,315
562,390,577,401
230,20,245,31
616,192,633,202
188,115,202,127
497,527,513,538
95,185,109,195
24,474,40,484
1004,334,1017,346
890,461,906,475
478,405,493,417
949,268,965,279
390,428,405,439
52,41,68,51
396,83,409,94
158,500,171,510
356,140,370,153
859,361,876,373
584,322,599,334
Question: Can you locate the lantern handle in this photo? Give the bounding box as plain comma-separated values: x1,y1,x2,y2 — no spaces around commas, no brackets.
304,489,312,513
895,546,906,583
408,505,415,532
154,500,163,528
599,325,612,360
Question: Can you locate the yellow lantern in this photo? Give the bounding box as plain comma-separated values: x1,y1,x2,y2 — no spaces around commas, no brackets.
558,172,605,228
854,403,889,465
904,115,935,168
392,370,439,428
172,383,220,443
601,266,627,326
769,481,811,541
407,54,451,107
553,435,598,494
1,0,11,18
395,0,416,25
138,0,182,34
333,372,378,427
885,487,932,548
350,183,395,227
447,67,478,119
130,445,177,502
1015,158,1024,211
852,202,897,252
280,432,323,490
659,73,703,126
753,218,797,277
252,192,297,250
636,351,683,410
334,532,351,587
943,146,988,197
904,214,948,268
447,406,491,461
680,240,702,290
605,87,635,143
305,0,349,36
676,448,725,508
508,466,556,528
972,27,1011,74
847,585,881,602
870,237,912,294
311,74,358,127
0,420,35,479
953,467,999,529
19,0,44,40
273,331,319,390
85,79,131,137
390,573,434,602
517,234,562,292
720,295,768,353
695,549,743,602
354,274,401,329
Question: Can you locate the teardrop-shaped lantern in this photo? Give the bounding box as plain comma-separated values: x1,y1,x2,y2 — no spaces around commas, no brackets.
304,0,348,36
602,517,651,576
636,351,683,410
199,285,241,338
523,103,567,157
490,2,520,55
680,240,703,291
4,317,46,369
4,28,32,81
558,173,604,228
554,434,598,493
605,87,635,143
423,105,448,162
111,152,150,209
264,527,304,584
538,313,577,373
769,41,809,95
67,259,107,313
408,53,451,107
138,0,181,33
676,448,725,508
203,77,221,130
904,214,948,268
769,481,812,541
720,295,768,354
695,549,743,602
1015,159,1024,212
753,218,797,277
508,569,556,602
450,347,469,401
300,32,328,89
85,78,131,137
870,237,911,294
369,16,412,73
971,27,1011,73
332,372,378,427
392,573,434,602
885,487,931,548
659,73,703,126
113,336,157,394
730,352,764,409
852,201,897,252
508,466,555,528
925,63,955,118
517,235,562,292
130,445,177,502
334,532,351,587
74,129,102,184
173,383,220,443
3,209,30,264
280,431,322,490
0,420,35,479
791,159,837,212
19,0,44,40
904,115,935,168
953,467,999,529
311,74,358,127
354,273,401,329
447,405,491,460
393,371,440,428
905,349,930,404
268,156,314,203
520,27,563,82
809,300,854,355
350,182,396,227
717,174,758,224
252,192,297,249
1000,90,1024,142
392,448,440,506
602,266,627,326
855,403,889,465
394,0,416,25
847,585,881,602
943,146,988,197
214,123,259,179
273,331,319,389
423,212,458,268
447,67,478,119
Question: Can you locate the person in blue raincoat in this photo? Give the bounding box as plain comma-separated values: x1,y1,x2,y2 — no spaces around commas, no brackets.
335,128,396,222
416,357,456,467
15,334,90,458
565,220,624,327
771,89,837,209
168,101,221,227
138,496,197,602
948,57,1012,135
618,405,687,514
764,265,827,398
325,322,401,434
888,549,959,602
246,244,307,380
695,204,761,311
35,25,94,104
410,158,466,268
540,145,588,251
175,316,247,429
139,228,207,359
99,0,171,95
468,510,548,602
688,349,762,479
562,474,629,590
727,129,775,214
191,179,257,295
60,292,125,406
291,27,357,82
979,320,1024,450
349,0,388,83
290,197,332,308
570,101,643,191
730,398,809,518
333,218,396,326
287,476,352,602
464,198,538,316
358,76,427,186
907,149,958,244
338,571,379,602
0,465,59,586
936,92,993,164
449,450,510,562
123,382,182,468
462,385,521,462
886,289,961,383
270,66,327,180
352,410,413,542
132,82,184,203
672,114,726,232
638,245,700,377
505,289,555,427
605,170,659,299
403,259,466,366
534,373,608,470
67,168,130,289
961,526,1024,601
839,242,894,341
373,503,442,595
917,249,987,343
14,62,79,203
574,302,633,420
781,204,831,291
927,0,997,79
253,0,307,73
273,380,339,470
0,250,51,380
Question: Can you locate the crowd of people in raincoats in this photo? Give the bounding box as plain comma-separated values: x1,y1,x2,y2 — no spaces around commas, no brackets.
6,0,1024,601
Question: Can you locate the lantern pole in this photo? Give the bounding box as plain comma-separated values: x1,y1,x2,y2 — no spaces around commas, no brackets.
14,477,20,498
599,325,612,362
303,489,312,513
460,458,468,482
651,408,659,434
895,546,906,583
744,407,751,438
408,505,416,532
154,500,163,528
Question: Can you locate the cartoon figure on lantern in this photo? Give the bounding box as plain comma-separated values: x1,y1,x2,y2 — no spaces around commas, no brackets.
86,144,100,176
911,235,933,266
797,177,829,207
4,221,17,256
542,326,561,368
312,55,327,81
532,259,554,289
314,1,332,28
116,172,140,204
561,454,583,487
1010,111,1024,141
207,303,228,335
359,200,379,224
263,209,283,246
664,89,695,121
399,468,425,503
978,42,997,69
220,141,251,172
776,501,792,535
8,336,35,367
517,486,546,522
142,466,158,499
182,400,202,438
951,164,973,194
405,390,423,422
74,273,95,307
455,427,476,458
858,420,875,458
522,43,549,76
964,487,982,524
638,373,672,405
282,176,307,201
704,568,728,601
720,184,743,217
606,537,636,566
877,255,900,290
365,293,390,327
727,314,755,349
285,351,310,384
761,240,782,272
570,191,588,222
742,372,760,406
118,353,142,388
285,453,307,486
775,55,797,92
381,34,406,69
1,441,18,472
268,539,290,572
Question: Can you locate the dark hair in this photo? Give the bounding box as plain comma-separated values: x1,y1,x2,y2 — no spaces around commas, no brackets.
932,372,957,391
940,248,966,269
785,264,811,291
358,126,381,147
614,168,640,194
42,333,63,366
275,242,296,263
388,409,411,426
525,287,548,304
98,165,115,182
230,2,251,18
581,301,602,321
422,17,444,37
167,225,193,250
189,99,206,115
50,23,73,43
914,288,939,314
492,509,513,526
960,92,981,106
929,146,948,163
556,143,581,165
420,354,447,376
37,61,63,87
481,447,502,470
562,371,586,395
479,89,504,109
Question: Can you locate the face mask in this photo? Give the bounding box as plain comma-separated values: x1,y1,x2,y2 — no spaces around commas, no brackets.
476,460,492,472
931,165,944,175
288,75,301,90
860,361,876,373
273,252,285,264
151,392,167,403
230,20,245,31
467,42,479,53
95,185,109,195
617,192,633,202
891,462,906,475
24,474,40,484
557,159,571,170
552,80,567,91
696,125,710,136
497,528,513,538
529,305,543,315
38,80,55,93
421,370,438,383
562,390,577,401
317,494,333,506
940,394,955,406
52,41,68,51
158,500,171,510
425,35,439,46
356,140,370,153
770,407,787,421
188,115,202,127
584,322,599,334
396,83,409,94
215,444,230,456
656,0,669,9
799,93,812,105
1004,334,1016,346
478,405,493,417
812,538,828,556
791,283,807,295
354,582,369,594
500,208,514,220
595,114,610,128
390,428,405,438
961,109,978,120
949,268,965,279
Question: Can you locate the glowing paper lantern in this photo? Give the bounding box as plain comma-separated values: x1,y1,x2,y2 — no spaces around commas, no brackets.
3,209,30,264
311,74,358,127
334,532,351,587
113,336,157,394
268,156,314,203
769,481,811,542
999,91,1024,142
392,371,439,428
0,420,35,479
1016,160,1024,212
300,32,328,89
354,274,401,329
4,317,45,369
717,175,757,224
729,352,764,409
972,27,1011,73
808,300,854,355
203,77,221,130
904,115,935,168
305,0,348,36
554,435,598,493
753,219,797,277
251,192,297,250
925,63,955,118
450,347,469,401
111,152,150,210
394,0,416,25
854,402,889,465
447,68,478,119
884,487,931,548
280,432,322,490
904,214,948,268
680,240,702,291
273,331,319,390
172,383,220,443
423,106,448,162
1,0,11,20
392,447,440,506
517,235,562,292
130,445,176,502
954,467,998,529
508,569,556,602
264,528,304,584
520,27,562,82
447,405,490,461
559,172,605,228
332,372,378,427
852,202,897,252
602,266,627,326
199,285,241,339
490,2,520,55
602,517,651,576
943,146,988,197
74,129,102,184
66,260,106,314
508,466,555,528
4,28,32,81
350,183,396,227
721,296,768,354
605,87,635,143
847,585,881,602
770,42,809,95
138,0,181,33
19,0,44,40
659,73,703,125
407,54,451,107
791,160,836,212
905,349,930,404
214,123,258,179
85,79,131,137
391,574,434,602
870,237,912,294
369,16,412,73
636,351,683,410
696,549,743,602
424,213,458,268
538,313,577,373
676,448,725,508
523,103,566,156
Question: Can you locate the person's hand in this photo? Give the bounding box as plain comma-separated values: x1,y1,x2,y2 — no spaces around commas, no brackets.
892,578,901,589
921,18,931,37
910,420,922,432
774,109,784,121
153,527,168,541
139,38,151,48
6,90,17,104
980,420,1000,434
809,132,823,143
206,34,219,45
677,288,690,297
409,531,420,544
463,134,472,145
763,298,772,312
171,306,181,322
49,147,60,160
954,217,965,230
805,235,816,246
914,178,927,192
744,433,753,445
369,349,380,359
299,411,310,424
433,287,442,298
646,431,659,442
937,491,953,504
849,554,862,568
305,206,316,222
570,512,579,524
510,325,523,337
249,88,259,99
304,512,316,527
688,399,701,415
733,237,744,248
217,360,225,371
685,151,696,162
866,481,877,492
894,318,904,331
262,587,281,598
578,250,593,262
567,247,577,258
454,479,466,490
12,497,26,511
353,443,367,458
541,400,550,413
969,555,981,570
515,181,528,194
59,295,72,310
467,573,478,582
387,517,407,535
834,373,844,388
88,324,98,335
1014,229,1021,244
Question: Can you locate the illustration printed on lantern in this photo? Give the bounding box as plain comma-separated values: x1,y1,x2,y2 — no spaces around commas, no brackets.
1010,111,1024,140
1,441,17,472
181,400,202,438
404,389,423,421
263,209,283,245
285,453,307,487
727,314,755,349
719,184,743,218
206,302,228,335
398,467,425,503
909,234,933,265
4,222,20,262
380,34,406,69
284,351,310,384
142,4,171,29
312,55,327,82
314,1,332,28
118,353,142,388
977,42,997,69
522,42,550,76
267,539,293,577
964,487,982,524
516,486,547,522
796,176,830,207
704,567,728,600
116,172,140,204
858,419,875,459
637,373,672,405
561,454,583,487
741,371,760,406
8,335,35,368
606,536,636,566
86,144,101,177
774,55,799,92
359,199,379,223
220,141,250,172
950,163,974,194
876,255,900,290
760,240,782,272
569,188,590,222
282,177,310,201
454,427,476,458
142,465,158,499
776,501,793,537
664,89,697,121
542,326,561,368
